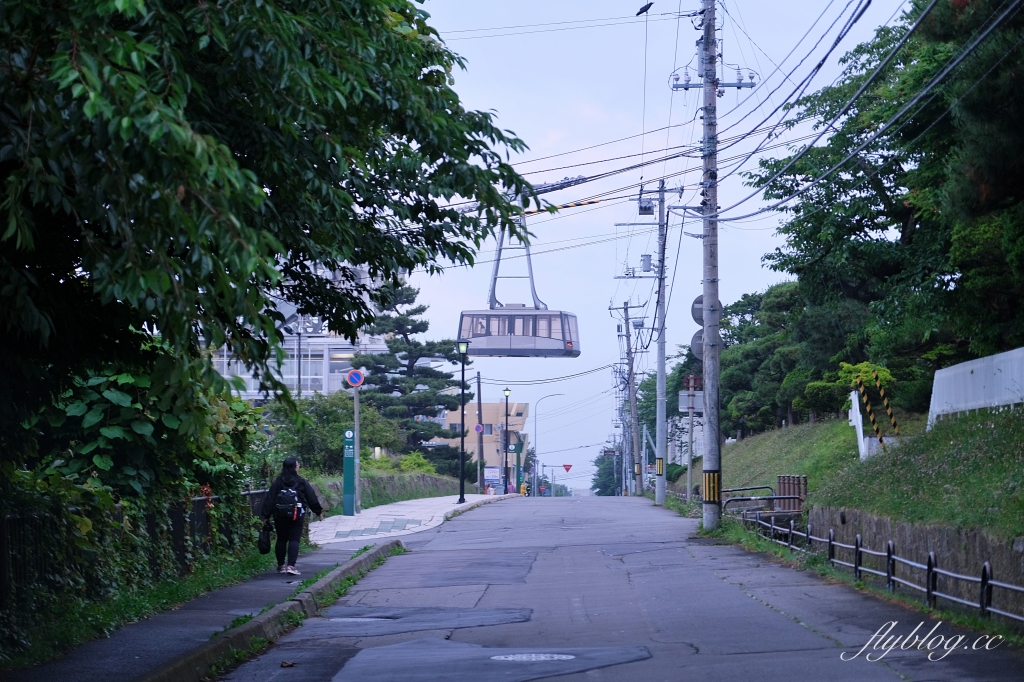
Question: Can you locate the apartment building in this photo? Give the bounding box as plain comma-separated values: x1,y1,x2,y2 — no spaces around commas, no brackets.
430,401,530,467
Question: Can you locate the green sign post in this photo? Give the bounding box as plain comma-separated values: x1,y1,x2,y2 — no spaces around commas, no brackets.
508,441,524,490
343,428,356,516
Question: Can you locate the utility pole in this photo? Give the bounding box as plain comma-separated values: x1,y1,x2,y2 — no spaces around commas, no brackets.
476,372,484,494
700,0,723,529
655,179,668,506
623,303,643,494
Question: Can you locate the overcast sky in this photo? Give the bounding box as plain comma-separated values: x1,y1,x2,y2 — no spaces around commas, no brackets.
410,0,909,490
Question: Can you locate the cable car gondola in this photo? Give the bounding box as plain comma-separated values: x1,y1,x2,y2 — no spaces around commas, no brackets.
456,198,581,358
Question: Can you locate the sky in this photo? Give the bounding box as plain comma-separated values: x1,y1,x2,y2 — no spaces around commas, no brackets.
409,0,910,491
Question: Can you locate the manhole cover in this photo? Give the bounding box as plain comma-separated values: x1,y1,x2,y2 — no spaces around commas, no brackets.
329,617,393,622
490,653,576,662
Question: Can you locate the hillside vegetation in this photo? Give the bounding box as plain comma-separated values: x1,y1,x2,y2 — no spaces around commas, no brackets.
814,409,1024,538
721,409,1024,539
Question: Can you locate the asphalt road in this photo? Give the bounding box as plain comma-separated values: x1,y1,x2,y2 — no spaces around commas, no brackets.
226,497,1023,682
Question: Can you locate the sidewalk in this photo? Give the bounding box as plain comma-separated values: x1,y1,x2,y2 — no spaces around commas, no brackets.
309,493,505,545
1,494,515,682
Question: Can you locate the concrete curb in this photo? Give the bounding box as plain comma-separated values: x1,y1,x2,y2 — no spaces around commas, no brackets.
444,493,518,521
131,539,404,682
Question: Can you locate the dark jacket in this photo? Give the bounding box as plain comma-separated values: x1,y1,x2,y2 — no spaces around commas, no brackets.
261,475,323,520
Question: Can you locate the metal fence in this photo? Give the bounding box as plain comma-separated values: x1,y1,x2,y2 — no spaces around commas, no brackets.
0,489,268,607
745,513,1024,625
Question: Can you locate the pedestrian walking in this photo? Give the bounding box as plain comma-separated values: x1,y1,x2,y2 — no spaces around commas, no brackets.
261,457,323,576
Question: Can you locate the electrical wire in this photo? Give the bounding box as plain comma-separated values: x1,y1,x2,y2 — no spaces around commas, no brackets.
481,364,614,386
444,13,689,41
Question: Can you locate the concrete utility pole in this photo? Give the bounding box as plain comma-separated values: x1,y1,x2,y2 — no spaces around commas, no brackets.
700,0,723,529
623,303,644,494
655,179,668,506
476,372,484,494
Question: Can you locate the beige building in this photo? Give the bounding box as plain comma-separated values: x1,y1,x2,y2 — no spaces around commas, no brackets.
432,401,530,467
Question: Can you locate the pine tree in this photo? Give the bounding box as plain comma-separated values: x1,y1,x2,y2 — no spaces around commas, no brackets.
352,285,472,454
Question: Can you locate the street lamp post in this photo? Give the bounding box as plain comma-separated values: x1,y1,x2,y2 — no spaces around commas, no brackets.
503,387,511,494
456,340,470,504
533,393,564,496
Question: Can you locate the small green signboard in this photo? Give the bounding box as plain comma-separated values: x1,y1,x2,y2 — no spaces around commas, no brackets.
343,429,356,516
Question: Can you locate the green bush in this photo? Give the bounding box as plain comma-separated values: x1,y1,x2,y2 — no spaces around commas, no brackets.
399,451,436,474
666,463,687,483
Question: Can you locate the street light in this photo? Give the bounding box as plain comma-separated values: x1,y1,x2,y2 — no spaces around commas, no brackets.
533,393,564,496
456,340,470,504
503,387,511,494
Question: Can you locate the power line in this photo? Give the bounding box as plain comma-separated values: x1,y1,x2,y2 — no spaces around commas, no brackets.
444,13,689,41
481,364,614,386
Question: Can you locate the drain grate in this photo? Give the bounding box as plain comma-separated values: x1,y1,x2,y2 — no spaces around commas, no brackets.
490,653,576,662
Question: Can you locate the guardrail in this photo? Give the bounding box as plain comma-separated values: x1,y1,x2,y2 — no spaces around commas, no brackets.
722,495,802,512
745,513,1024,624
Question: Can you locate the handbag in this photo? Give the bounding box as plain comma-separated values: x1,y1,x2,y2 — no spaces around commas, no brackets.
258,521,272,555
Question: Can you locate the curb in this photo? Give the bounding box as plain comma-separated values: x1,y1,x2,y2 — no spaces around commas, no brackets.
444,493,518,521
131,539,404,682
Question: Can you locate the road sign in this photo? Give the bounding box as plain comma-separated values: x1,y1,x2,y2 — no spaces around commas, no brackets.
346,369,364,387
474,423,484,434
507,442,523,454
679,390,704,415
563,464,572,473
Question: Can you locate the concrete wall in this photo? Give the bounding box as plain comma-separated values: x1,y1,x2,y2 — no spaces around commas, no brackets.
809,507,1024,619
928,346,1024,428
321,473,460,510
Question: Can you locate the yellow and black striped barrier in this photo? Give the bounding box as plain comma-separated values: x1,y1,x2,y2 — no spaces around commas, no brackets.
703,470,720,503
857,375,886,449
873,370,900,436
520,199,601,216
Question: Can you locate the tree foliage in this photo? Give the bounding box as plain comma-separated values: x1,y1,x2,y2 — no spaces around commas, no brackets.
1,0,528,452
590,452,618,496
749,0,1024,359
266,390,403,472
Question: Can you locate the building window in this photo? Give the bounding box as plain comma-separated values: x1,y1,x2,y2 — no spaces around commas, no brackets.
483,424,493,435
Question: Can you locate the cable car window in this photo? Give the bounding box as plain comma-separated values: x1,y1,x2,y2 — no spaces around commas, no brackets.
460,315,472,339
567,315,579,343
550,316,563,341
537,316,550,338
523,316,534,337
514,316,524,336
489,315,508,336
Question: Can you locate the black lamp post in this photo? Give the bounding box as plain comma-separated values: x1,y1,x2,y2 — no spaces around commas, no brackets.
457,339,470,504
503,387,511,494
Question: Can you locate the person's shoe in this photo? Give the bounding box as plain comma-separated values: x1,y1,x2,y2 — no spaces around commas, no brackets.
277,565,286,574
285,565,301,576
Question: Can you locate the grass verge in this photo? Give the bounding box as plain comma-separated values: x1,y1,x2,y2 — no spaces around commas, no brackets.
3,547,276,671
203,543,407,680
708,516,1024,648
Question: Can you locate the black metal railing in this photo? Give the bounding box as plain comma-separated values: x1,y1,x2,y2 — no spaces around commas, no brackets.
745,513,1024,625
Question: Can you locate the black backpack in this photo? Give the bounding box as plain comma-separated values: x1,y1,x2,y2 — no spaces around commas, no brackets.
274,486,303,521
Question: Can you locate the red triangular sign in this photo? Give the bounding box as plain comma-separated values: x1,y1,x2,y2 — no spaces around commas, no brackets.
563,464,572,472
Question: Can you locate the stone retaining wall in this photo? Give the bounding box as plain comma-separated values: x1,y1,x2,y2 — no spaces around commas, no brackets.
809,506,1024,619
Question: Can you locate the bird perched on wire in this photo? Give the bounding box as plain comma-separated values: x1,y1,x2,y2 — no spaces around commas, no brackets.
636,2,654,15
